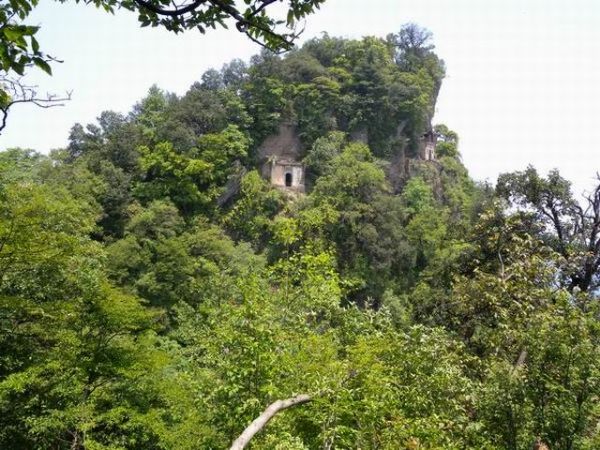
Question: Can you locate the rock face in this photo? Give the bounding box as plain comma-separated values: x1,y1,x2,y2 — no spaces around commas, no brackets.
258,120,436,195
258,122,303,161
382,121,438,193
258,122,306,193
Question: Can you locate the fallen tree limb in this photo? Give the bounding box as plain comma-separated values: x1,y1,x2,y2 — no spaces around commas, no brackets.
229,394,312,450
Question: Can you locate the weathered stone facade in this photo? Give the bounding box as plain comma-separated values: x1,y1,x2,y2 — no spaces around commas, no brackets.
265,157,305,192
419,130,436,161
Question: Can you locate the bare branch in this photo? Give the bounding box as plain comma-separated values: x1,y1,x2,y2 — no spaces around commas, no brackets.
229,394,312,450
0,76,71,134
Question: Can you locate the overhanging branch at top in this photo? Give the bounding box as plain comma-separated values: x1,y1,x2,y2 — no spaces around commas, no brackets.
130,0,323,52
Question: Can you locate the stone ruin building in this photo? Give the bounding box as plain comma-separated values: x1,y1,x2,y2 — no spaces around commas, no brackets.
264,157,305,191
259,122,305,193
420,129,436,161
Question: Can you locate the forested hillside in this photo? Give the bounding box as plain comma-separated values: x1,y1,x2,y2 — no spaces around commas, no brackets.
1,25,599,449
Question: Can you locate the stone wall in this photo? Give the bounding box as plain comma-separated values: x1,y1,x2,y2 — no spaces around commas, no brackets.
269,159,305,192
418,131,437,161
423,141,436,160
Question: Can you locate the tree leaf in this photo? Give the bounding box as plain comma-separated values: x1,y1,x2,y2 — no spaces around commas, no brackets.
33,57,52,75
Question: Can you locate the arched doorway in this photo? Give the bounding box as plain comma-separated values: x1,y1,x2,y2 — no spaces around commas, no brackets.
285,172,293,187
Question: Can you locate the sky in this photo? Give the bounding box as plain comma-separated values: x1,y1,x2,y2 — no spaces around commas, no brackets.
1,0,599,194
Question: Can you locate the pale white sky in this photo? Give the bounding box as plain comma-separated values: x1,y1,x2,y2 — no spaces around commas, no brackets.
1,0,599,194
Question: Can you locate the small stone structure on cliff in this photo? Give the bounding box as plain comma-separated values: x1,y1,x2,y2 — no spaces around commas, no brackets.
259,122,306,193
264,157,305,192
420,129,436,161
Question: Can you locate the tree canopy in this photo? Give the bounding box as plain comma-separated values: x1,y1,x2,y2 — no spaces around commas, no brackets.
1,27,599,449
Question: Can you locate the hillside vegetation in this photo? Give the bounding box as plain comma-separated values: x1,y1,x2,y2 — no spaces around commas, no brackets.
1,25,599,449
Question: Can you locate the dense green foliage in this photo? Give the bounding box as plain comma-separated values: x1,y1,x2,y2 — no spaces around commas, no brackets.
1,27,599,449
